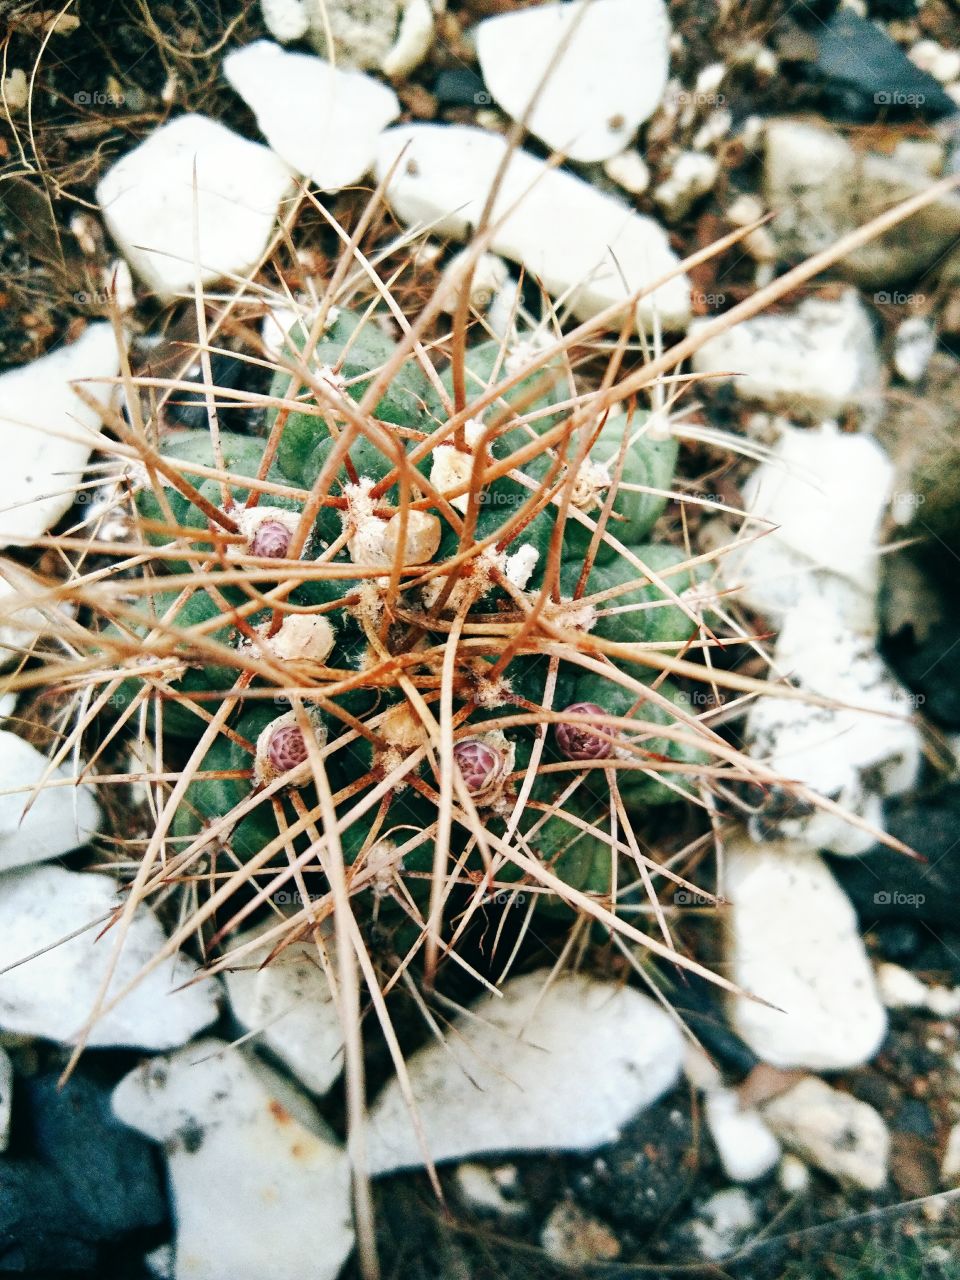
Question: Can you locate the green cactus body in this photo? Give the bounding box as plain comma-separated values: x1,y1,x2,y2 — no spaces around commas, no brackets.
123,312,710,921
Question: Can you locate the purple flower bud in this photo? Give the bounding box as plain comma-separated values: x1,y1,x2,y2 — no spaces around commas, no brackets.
453,737,502,794
251,520,291,559
267,723,308,774
555,702,610,761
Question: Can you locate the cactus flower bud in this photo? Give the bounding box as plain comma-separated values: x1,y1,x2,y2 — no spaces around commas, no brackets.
555,702,611,761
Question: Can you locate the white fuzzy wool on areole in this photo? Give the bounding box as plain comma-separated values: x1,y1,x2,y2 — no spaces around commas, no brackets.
376,124,690,329
475,0,670,163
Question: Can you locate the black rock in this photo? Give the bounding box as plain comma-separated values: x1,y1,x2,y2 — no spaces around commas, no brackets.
827,783,960,925
672,974,759,1077
568,1098,695,1232
25,1073,166,1241
433,69,489,108
868,0,917,15
165,351,268,433
0,1161,98,1272
880,553,960,730
812,10,957,120
871,919,922,962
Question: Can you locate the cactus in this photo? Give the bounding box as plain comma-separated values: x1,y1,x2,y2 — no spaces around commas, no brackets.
94,300,718,947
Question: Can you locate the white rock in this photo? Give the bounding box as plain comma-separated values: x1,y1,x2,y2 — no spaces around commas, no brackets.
0,865,219,1049
376,124,690,329
0,730,100,871
475,0,669,163
97,114,294,299
224,928,344,1095
454,1163,527,1218
366,971,684,1174
893,316,936,384
113,1040,353,1280
0,562,48,665
942,1122,960,1184
0,324,119,548
260,0,310,42
876,963,960,1017
690,1188,757,1260
2,68,27,112
691,289,882,420
603,149,651,195
540,1201,621,1266
763,119,960,287
778,1153,810,1194
438,248,509,315
382,0,435,79
705,1088,781,1183
307,0,400,71
654,151,719,221
762,1077,890,1191
745,601,922,853
0,1046,11,1152
876,962,929,1010
144,1244,175,1280
724,836,887,1070
224,41,399,193
721,421,893,624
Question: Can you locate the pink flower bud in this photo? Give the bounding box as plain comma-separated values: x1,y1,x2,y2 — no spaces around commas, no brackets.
453,737,503,794
250,520,291,559
555,702,610,761
267,723,308,774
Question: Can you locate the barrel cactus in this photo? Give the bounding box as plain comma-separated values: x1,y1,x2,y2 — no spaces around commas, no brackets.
88,297,717,966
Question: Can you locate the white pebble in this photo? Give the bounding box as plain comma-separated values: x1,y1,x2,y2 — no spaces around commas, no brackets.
724,835,888,1070
942,1122,960,1184
691,288,882,420
0,864,219,1049
0,323,119,548
893,316,936,384
705,1088,781,1183
224,927,344,1095
654,151,719,221
603,149,651,195
224,41,399,192
691,1187,757,1260
376,124,690,329
475,0,670,163
113,1040,353,1280
762,1077,890,1191
97,114,294,299
0,1047,11,1152
366,971,684,1174
778,1153,810,1194
0,730,100,872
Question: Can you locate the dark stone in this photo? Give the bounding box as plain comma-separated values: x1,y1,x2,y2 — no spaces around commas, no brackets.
433,69,489,108
812,10,957,120
164,351,267,433
868,0,917,14
893,1097,935,1139
0,1161,98,1272
672,975,759,1077
871,919,922,962
880,553,960,730
827,783,960,925
25,1073,166,1240
568,1098,696,1232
